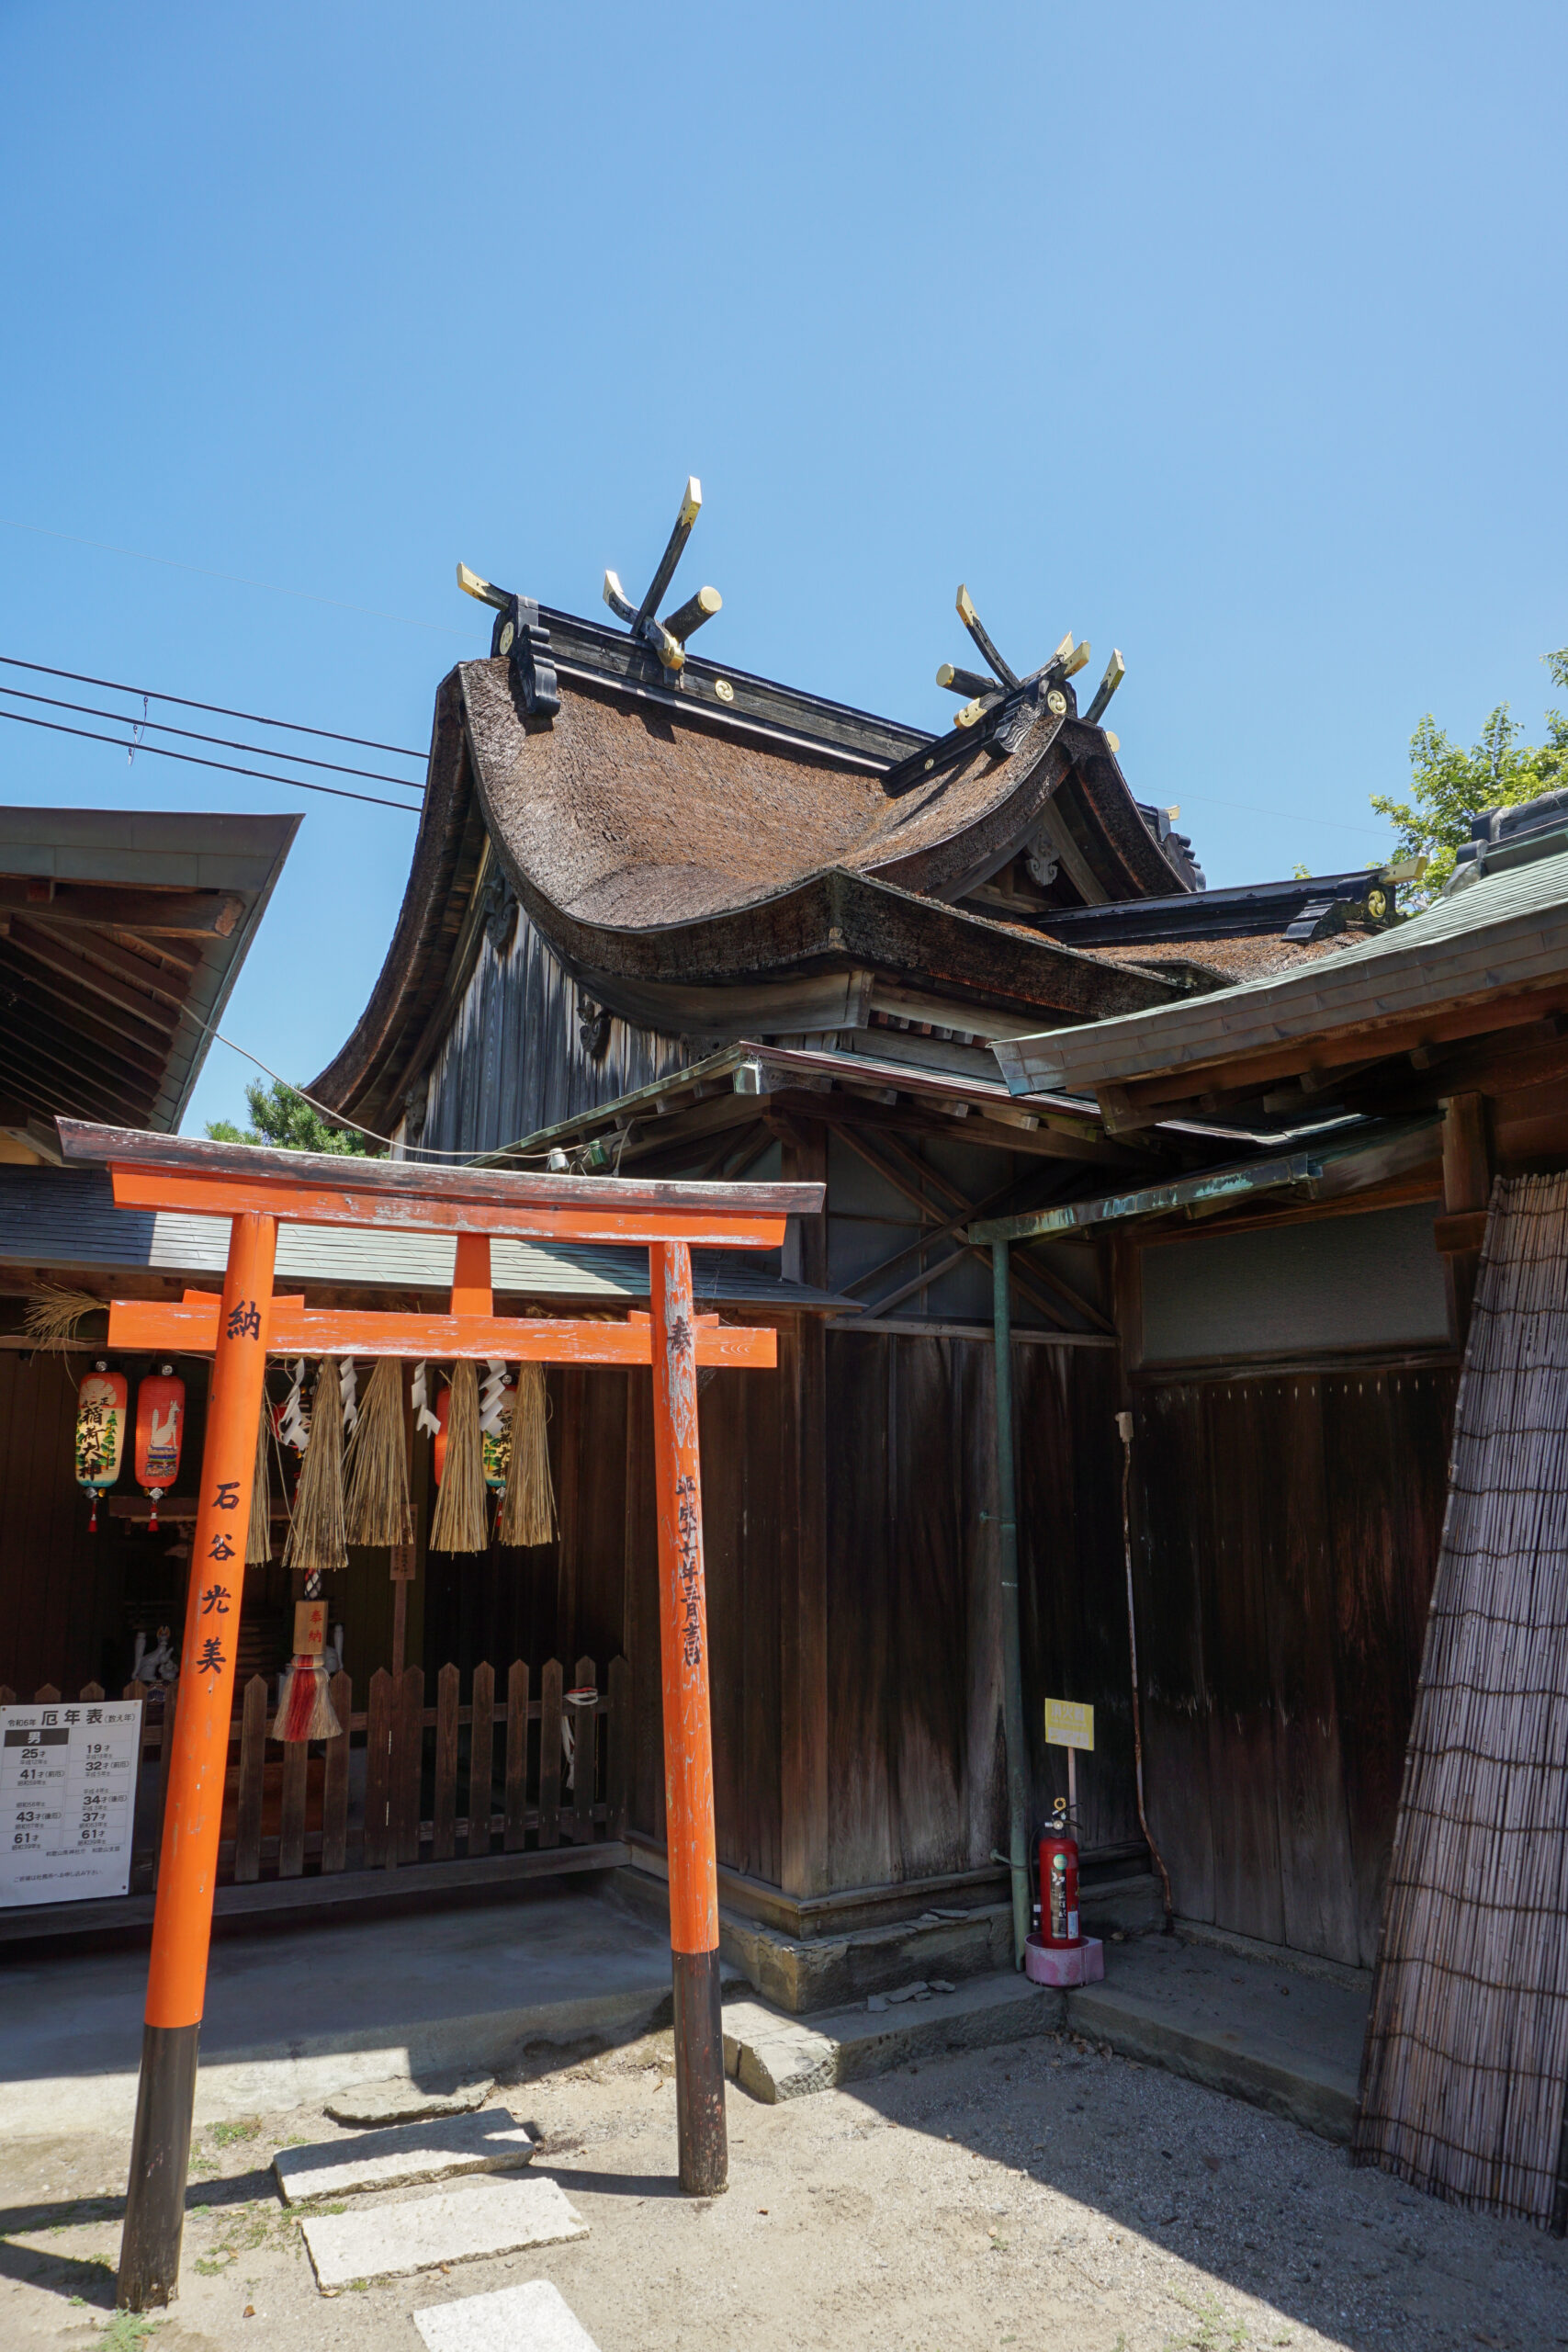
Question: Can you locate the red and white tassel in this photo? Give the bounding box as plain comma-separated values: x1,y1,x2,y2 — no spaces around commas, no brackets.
273,1654,343,1742
271,1598,344,1742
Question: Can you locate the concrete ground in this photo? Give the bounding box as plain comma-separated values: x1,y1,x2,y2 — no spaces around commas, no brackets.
4,2018,1567,2351
4,1898,1565,2350
0,1880,688,2137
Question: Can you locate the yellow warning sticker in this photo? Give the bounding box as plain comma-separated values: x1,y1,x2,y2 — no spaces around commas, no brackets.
1043,1697,1095,1751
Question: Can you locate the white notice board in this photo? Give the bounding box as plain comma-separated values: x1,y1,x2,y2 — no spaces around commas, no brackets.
0,1701,141,1906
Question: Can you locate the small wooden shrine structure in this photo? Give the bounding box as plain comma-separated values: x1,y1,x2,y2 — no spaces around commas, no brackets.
305,509,1406,1964
51,1121,819,2307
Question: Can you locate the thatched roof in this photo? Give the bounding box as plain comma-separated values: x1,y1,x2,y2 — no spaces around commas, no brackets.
311,607,1208,1130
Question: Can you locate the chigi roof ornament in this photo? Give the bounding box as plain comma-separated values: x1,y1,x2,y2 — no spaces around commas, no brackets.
601,475,723,675
456,561,561,722
935,584,1126,752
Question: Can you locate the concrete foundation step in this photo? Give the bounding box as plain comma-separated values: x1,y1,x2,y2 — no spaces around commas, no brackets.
724,1931,1370,2144
300,2174,587,2293
1080,1871,1166,1938
723,1970,1065,2101
275,2108,536,2204
1064,1931,1369,2143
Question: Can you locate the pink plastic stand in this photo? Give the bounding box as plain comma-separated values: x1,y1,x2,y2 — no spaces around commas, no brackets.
1023,1932,1104,1987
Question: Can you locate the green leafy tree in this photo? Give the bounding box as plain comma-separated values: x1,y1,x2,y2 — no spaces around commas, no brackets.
207,1077,373,1155
1371,649,1568,895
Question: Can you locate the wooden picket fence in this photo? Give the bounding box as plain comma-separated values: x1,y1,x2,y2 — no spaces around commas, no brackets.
1,1657,631,1896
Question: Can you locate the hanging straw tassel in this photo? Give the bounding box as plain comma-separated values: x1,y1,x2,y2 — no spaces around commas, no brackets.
244,1393,272,1566
273,1651,344,1739
343,1357,414,1545
430,1361,487,1552
272,1600,344,1741
499,1361,557,1547
282,1360,348,1575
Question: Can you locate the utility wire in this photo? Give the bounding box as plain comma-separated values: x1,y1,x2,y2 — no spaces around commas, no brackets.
206,1029,518,1160
0,652,427,760
0,708,420,813
0,683,424,793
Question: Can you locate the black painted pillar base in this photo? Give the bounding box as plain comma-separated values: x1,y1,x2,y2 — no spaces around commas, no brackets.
671,1947,728,2196
117,2020,199,2310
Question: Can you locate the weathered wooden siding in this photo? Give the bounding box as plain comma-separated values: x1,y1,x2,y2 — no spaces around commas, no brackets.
422,898,687,1157
1015,1343,1142,1857
821,1329,1133,1893
1130,1363,1457,1966
421,1357,784,1886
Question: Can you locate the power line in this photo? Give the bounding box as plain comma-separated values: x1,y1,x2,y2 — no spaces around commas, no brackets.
0,707,419,813
1179,791,1390,842
0,652,427,760
207,1030,519,1160
0,683,424,793
1,517,468,641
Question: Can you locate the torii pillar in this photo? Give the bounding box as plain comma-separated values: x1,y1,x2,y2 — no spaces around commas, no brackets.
649,1238,726,2193
118,1212,277,2309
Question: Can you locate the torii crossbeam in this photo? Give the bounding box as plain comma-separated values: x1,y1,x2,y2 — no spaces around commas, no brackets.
55,1124,824,2311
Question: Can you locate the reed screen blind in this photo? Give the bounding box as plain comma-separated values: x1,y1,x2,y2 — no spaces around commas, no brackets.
1354,1173,1568,2228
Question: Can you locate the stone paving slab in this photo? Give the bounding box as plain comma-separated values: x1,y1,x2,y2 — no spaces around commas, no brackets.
299,2175,587,2292
275,2108,535,2203
414,2278,600,2351
323,2075,495,2127
724,1971,1066,2101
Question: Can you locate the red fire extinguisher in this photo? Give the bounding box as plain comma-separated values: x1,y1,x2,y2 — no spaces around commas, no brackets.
1036,1797,1081,1950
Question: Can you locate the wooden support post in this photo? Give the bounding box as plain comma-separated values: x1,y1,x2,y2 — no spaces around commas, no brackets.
1440,1092,1493,1347
991,1239,1031,1971
649,1237,727,2197
118,1211,276,2312
779,1126,829,1901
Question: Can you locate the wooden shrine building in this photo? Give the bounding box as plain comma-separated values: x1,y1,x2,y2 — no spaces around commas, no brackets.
305,527,1412,1971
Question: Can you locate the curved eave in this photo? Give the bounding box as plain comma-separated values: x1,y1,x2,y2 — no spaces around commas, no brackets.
1053,724,1198,900
311,658,1195,1131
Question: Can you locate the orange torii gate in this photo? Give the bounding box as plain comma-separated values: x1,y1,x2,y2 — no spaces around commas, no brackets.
55,1124,822,2312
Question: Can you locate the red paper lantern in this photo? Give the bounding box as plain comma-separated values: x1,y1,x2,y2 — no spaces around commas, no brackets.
134,1363,186,1532
75,1361,128,1534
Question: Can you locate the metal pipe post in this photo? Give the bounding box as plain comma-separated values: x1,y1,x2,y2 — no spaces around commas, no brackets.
118,1211,276,2309
991,1240,1032,1969
649,1238,728,2196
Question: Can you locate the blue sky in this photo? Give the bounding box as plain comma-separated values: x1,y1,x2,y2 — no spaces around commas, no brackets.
2,3,1564,1135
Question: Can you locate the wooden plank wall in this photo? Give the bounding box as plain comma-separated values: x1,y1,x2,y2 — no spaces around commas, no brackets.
420,898,688,1158
1015,1343,1141,1857
417,1325,1138,1904
0,1351,108,1696
1130,1363,1457,1967
822,1329,1134,1894
422,1356,784,1888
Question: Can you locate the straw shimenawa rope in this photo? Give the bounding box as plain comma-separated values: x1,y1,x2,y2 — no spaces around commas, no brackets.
281,1359,348,1575
430,1360,487,1553
343,1356,414,1545
22,1283,105,1351
244,1393,272,1566
499,1361,557,1547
